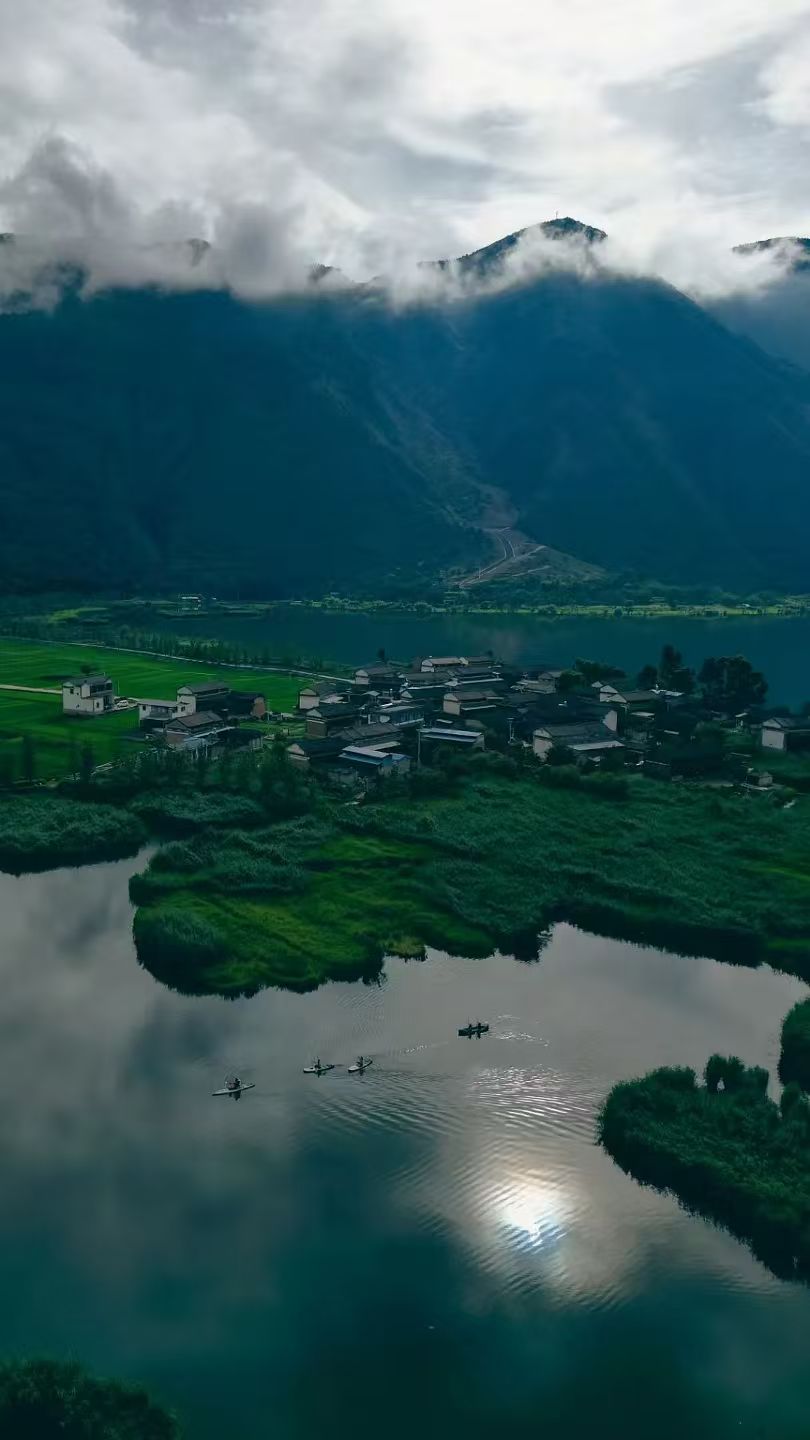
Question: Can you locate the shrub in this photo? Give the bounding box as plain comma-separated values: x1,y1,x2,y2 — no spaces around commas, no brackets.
0,1357,181,1438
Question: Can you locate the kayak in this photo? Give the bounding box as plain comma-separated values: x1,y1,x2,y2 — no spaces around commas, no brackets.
348,1060,373,1073
303,1063,336,1075
458,1023,490,1038
212,1083,256,1096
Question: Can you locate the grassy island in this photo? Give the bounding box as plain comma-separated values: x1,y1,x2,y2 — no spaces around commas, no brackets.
599,1059,810,1282
0,1356,181,1438
0,796,146,875
130,766,810,996
780,998,810,1091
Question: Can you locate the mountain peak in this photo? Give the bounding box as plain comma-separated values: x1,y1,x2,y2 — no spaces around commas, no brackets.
456,216,605,268
733,236,810,271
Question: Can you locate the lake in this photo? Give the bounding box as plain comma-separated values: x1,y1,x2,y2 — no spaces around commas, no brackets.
1,855,808,1438
152,610,810,707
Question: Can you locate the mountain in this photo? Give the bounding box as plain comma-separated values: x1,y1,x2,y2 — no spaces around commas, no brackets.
1,221,810,597
710,236,810,374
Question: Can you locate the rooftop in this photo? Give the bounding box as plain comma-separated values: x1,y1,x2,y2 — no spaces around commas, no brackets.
177,681,229,695
65,673,111,686
763,715,810,730
167,710,227,731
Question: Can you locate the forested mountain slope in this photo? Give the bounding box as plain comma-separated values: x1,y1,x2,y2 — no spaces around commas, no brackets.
1,224,810,596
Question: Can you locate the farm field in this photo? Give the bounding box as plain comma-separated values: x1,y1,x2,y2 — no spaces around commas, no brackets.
0,639,299,780
0,638,299,704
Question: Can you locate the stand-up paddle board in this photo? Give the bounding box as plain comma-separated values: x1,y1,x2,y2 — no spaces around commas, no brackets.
303,1063,336,1074
348,1059,373,1073
212,1083,256,1096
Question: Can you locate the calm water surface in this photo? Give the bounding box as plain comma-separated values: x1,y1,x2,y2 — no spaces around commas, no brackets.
0,856,808,1439
153,610,810,706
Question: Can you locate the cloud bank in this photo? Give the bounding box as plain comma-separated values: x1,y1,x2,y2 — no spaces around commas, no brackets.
0,0,808,302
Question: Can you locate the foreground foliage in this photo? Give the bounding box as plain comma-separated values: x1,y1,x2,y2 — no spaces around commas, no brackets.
0,1357,181,1439
130,767,810,995
780,998,810,1091
599,1059,810,1282
0,797,145,874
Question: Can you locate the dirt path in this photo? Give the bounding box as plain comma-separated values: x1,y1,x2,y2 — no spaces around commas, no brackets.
0,683,60,695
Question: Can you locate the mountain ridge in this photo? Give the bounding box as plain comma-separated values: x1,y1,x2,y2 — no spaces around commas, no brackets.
1,220,810,597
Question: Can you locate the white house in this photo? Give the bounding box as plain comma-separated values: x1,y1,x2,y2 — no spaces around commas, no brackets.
761,716,810,752
176,681,230,716
297,680,352,711
533,722,625,763
164,711,229,751
62,674,115,716
138,698,180,726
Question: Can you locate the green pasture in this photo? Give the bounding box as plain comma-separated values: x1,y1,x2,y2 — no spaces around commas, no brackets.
0,637,298,706
0,638,300,779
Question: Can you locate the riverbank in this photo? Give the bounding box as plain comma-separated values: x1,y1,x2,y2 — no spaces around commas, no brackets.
598,1061,810,1283
0,796,145,874
129,768,810,996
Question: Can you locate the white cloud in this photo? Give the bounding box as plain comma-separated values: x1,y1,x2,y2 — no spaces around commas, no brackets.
0,0,808,294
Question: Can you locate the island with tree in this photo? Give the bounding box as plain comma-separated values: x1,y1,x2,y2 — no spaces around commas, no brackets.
598,1058,810,1282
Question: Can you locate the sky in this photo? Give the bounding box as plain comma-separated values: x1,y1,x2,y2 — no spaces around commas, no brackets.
0,0,809,292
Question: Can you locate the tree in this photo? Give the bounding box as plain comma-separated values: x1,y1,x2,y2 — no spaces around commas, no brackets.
0,1357,182,1439
556,669,583,694
21,734,36,784
377,646,387,663
574,658,625,685
637,663,658,689
0,753,15,789
659,644,684,687
699,655,768,712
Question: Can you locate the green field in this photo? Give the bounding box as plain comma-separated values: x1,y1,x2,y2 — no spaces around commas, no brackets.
0,638,299,781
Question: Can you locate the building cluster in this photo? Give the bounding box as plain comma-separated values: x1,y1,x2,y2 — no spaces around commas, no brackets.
60,655,810,782
288,658,645,778
62,673,267,756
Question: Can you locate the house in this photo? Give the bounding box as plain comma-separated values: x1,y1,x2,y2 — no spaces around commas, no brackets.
761,716,810,752
62,674,115,716
138,698,180,729
443,688,501,718
176,681,230,716
227,691,267,720
373,700,425,727
305,701,367,738
419,727,485,749
420,656,465,673
287,722,402,769
297,679,352,711
598,684,659,708
532,723,625,763
339,745,411,777
164,711,229,751
530,669,567,694
353,664,401,688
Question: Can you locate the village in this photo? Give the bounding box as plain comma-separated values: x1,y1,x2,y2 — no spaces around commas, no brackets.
58,647,810,791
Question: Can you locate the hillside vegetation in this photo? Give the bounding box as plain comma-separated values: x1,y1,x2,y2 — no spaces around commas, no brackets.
3,240,810,594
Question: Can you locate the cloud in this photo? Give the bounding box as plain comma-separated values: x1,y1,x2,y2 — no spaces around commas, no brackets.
0,0,808,301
